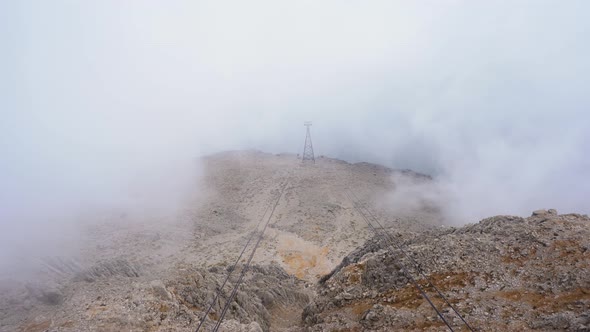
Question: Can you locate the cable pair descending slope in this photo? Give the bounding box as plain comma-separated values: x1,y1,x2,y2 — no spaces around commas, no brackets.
195,176,475,331
196,179,290,332
346,190,476,332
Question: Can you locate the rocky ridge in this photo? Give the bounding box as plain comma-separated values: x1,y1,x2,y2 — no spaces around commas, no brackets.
303,210,590,331
1,152,588,331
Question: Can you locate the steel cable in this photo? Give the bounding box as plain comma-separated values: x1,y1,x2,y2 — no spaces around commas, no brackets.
348,190,475,332
212,180,289,332
195,193,275,331
346,191,456,331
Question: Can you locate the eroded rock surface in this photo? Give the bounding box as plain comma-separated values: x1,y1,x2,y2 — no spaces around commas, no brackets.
304,212,590,331
1,152,588,332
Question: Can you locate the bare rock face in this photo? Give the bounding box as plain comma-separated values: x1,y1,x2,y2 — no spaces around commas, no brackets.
532,209,558,216
150,280,172,301
75,259,141,282
25,283,64,305
2,153,588,332
219,320,264,332
304,211,590,331
171,262,311,331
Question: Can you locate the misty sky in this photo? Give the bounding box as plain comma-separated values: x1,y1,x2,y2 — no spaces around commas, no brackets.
1,0,589,234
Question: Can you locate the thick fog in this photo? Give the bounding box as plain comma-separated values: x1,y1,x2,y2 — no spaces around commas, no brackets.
1,1,589,271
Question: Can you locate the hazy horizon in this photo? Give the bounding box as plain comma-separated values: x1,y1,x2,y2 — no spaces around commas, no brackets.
1,1,589,264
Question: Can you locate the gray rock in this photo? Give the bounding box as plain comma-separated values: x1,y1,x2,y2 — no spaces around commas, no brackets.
26,284,63,305
150,280,172,301
532,209,549,216
41,289,63,305
306,213,590,331
363,310,379,321
76,259,140,281
247,321,263,332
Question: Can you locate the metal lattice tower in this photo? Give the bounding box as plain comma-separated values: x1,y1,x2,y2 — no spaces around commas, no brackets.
302,121,315,163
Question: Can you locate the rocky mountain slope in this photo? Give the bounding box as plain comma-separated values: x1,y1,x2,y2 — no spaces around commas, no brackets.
304,210,590,331
0,151,588,331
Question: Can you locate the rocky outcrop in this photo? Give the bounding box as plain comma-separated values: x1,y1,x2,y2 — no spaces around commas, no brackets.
25,283,64,305
303,211,590,331
2,152,588,332
75,259,141,282
171,262,310,331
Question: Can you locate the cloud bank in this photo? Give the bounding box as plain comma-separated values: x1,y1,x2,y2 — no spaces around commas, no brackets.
1,0,589,261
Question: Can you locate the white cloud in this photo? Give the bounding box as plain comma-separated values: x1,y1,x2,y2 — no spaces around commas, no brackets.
0,0,589,263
